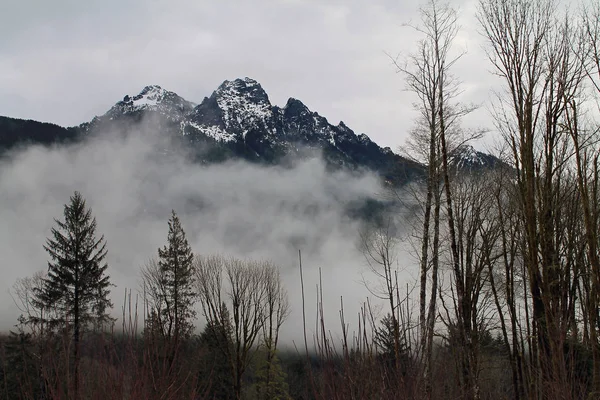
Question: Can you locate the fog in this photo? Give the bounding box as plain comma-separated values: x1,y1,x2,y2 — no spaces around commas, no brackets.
0,120,417,346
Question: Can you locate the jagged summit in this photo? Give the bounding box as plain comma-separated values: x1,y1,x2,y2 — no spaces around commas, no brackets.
215,78,270,104
283,98,311,117
0,77,431,184
137,85,166,101
84,77,426,182
0,77,505,184
207,77,275,138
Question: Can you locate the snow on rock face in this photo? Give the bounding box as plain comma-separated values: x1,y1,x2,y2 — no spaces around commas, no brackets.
358,133,371,144
109,85,196,119
457,145,483,164
450,144,496,171
213,78,274,137
79,76,428,184
130,85,168,107
181,121,236,143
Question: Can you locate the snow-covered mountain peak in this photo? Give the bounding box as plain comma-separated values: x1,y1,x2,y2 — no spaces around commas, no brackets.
215,78,270,104
212,77,274,135
139,84,163,94
107,85,195,119
132,85,168,106
78,77,428,183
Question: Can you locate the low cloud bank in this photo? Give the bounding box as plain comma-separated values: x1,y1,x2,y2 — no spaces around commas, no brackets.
0,121,413,345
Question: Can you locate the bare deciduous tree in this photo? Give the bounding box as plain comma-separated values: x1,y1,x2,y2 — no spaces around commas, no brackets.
394,0,481,397
359,216,404,374
477,0,600,396
140,258,168,337
194,255,288,400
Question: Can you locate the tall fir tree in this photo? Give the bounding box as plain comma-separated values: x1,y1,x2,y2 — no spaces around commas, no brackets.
157,210,196,344
34,191,112,397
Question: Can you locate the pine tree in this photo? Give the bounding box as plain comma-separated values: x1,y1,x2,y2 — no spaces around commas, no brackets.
157,210,196,344
34,191,113,397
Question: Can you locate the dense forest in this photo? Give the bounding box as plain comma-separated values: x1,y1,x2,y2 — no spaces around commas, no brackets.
2,0,600,398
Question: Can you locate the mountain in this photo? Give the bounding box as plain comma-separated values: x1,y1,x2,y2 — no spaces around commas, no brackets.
449,144,502,171
0,77,501,184
77,77,425,184
106,85,196,121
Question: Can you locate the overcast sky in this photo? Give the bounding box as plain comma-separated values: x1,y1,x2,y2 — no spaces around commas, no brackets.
0,0,493,150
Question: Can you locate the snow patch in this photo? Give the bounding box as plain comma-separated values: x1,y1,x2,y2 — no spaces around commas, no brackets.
218,96,270,122
131,85,166,109
184,121,236,143
112,85,196,118
329,134,336,146
452,144,486,168
215,80,274,134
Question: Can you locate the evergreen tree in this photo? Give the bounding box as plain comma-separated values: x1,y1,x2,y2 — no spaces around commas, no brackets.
374,314,411,376
157,210,196,344
34,191,113,397
198,305,235,400
251,348,291,400
1,324,42,399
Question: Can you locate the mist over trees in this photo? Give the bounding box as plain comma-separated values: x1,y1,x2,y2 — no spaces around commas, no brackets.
2,195,292,399
1,0,600,398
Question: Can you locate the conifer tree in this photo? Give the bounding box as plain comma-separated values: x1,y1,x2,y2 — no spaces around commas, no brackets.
34,191,113,397
197,305,235,400
374,314,411,376
252,349,291,400
2,323,42,399
157,210,196,344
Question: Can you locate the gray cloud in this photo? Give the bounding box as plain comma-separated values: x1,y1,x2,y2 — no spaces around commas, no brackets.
0,117,415,345
0,0,488,150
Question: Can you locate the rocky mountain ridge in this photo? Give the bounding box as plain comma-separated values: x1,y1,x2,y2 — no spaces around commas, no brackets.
79,77,425,184
0,77,501,185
